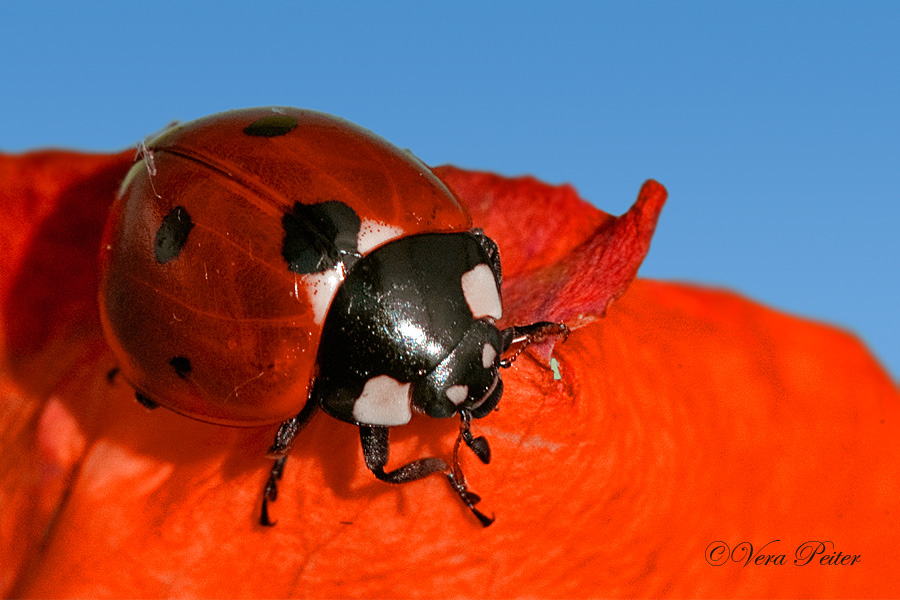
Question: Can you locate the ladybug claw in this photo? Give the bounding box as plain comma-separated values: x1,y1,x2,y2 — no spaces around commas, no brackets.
472,507,496,528
259,456,287,527
466,435,491,464
260,497,276,527
445,473,493,527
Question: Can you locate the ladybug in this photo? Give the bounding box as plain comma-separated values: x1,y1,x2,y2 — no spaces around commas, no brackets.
98,107,568,527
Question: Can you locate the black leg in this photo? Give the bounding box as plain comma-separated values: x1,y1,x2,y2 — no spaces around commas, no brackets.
448,412,495,527
260,456,286,527
499,321,570,367
360,425,449,483
360,424,495,527
266,400,319,458
259,401,319,527
458,410,490,464
445,473,495,528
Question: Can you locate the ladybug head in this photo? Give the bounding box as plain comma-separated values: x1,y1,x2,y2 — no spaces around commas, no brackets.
313,230,507,429
409,229,505,421
411,319,504,420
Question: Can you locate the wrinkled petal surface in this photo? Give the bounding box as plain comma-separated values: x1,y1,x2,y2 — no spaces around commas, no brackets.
0,151,897,599
435,166,666,362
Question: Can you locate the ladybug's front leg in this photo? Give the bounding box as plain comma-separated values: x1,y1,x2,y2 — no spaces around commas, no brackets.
359,425,495,527
260,400,319,526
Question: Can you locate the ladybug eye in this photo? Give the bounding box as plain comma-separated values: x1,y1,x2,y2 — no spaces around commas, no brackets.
469,373,502,417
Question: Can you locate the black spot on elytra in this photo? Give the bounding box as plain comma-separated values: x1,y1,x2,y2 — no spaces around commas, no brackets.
135,393,160,410
243,115,299,137
154,206,194,263
282,200,361,274
169,356,192,379
106,366,120,383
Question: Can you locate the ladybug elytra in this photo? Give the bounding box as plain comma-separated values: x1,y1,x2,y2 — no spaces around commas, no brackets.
98,107,567,527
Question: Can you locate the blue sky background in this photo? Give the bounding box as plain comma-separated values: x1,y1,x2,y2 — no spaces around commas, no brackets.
2,1,897,380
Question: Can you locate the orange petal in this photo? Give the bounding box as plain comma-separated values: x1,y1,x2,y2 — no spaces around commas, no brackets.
434,167,667,326
1,151,897,598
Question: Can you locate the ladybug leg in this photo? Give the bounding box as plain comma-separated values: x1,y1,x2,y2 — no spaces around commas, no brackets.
266,400,319,458
260,457,286,527
448,412,495,527
359,424,495,527
360,425,449,482
499,321,570,368
457,409,490,464
259,401,319,526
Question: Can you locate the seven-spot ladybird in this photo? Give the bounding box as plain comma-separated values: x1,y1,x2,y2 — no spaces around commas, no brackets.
98,107,568,527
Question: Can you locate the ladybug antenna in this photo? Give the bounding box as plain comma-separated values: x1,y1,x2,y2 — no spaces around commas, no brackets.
447,410,495,527
499,321,570,368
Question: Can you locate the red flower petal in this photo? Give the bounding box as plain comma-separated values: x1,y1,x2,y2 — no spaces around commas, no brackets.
434,167,667,326
1,151,897,598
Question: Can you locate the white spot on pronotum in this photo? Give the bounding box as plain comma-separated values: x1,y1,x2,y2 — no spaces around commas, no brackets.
300,267,344,324
357,219,404,254
352,376,413,426
461,264,502,320
482,343,497,369
446,385,469,405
